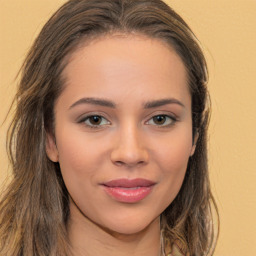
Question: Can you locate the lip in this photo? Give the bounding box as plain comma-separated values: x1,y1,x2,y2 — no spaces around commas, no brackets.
101,178,156,203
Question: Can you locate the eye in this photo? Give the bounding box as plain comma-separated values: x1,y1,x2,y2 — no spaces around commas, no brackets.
80,115,110,128
146,115,176,127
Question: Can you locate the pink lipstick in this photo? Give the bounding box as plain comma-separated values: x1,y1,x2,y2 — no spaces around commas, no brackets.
102,178,155,203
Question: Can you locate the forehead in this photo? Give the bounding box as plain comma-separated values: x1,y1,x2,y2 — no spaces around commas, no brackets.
59,34,190,107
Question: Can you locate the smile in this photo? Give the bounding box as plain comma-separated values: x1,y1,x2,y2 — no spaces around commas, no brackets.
101,178,156,203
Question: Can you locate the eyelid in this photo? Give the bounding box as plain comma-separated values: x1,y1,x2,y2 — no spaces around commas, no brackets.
77,113,111,128
77,111,109,121
76,111,179,128
145,113,178,127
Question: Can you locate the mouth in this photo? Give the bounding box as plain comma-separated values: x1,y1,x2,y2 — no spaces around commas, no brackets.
101,178,156,203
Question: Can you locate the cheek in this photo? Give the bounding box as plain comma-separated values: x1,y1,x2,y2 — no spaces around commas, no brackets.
154,129,192,200
54,126,103,194
155,125,192,169
163,140,191,172
56,134,102,218
56,123,99,169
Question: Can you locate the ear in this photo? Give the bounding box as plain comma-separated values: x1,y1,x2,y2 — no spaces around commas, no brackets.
46,132,59,162
190,132,199,156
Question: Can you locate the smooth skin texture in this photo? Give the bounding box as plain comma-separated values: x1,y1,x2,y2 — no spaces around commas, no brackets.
46,34,195,256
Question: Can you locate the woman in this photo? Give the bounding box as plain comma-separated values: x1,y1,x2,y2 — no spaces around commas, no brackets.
0,0,218,255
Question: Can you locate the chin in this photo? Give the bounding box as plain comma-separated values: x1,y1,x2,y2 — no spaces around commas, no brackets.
101,214,159,236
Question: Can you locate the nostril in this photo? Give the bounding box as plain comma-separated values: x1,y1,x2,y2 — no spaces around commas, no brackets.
115,161,124,166
113,159,147,168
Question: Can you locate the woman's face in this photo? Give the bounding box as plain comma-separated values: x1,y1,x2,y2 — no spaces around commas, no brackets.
46,35,195,235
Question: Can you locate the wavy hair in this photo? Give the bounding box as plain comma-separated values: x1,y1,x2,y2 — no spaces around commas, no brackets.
0,0,218,255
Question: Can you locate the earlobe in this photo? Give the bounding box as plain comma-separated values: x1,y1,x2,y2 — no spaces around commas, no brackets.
190,132,199,156
46,133,59,162
190,144,196,156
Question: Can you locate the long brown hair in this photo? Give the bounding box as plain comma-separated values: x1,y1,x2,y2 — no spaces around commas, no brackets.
0,0,218,255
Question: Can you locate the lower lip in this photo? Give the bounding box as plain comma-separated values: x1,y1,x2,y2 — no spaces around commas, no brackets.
103,186,154,203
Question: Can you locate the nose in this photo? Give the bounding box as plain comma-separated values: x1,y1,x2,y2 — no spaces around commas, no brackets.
110,125,149,168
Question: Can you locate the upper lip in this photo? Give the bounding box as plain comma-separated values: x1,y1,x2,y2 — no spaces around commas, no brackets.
102,178,156,188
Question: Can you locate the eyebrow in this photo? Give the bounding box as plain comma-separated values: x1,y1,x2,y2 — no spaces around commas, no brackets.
69,97,116,109
69,97,184,109
143,98,185,108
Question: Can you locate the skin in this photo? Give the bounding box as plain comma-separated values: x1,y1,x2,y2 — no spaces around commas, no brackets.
46,34,195,256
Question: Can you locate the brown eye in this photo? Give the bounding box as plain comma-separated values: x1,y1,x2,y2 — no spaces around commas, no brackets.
147,115,176,127
88,116,102,125
81,115,110,128
152,115,166,125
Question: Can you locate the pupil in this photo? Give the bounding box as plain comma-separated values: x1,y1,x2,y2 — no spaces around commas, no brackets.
90,116,101,125
153,115,166,125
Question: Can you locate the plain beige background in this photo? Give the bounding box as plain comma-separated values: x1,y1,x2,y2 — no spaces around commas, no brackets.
1,1,256,255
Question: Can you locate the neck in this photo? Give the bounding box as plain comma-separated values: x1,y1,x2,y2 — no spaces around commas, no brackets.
67,203,161,256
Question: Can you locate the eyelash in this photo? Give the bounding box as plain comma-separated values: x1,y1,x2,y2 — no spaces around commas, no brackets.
146,114,177,128
78,114,177,129
78,115,110,129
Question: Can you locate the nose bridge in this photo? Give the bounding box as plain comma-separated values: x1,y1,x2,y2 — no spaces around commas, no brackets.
110,121,149,167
